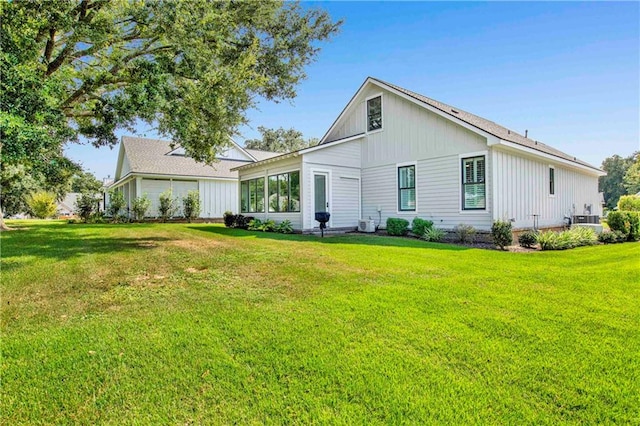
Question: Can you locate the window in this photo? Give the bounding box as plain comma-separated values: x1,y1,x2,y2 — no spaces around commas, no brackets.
549,167,555,195
268,171,300,212
240,177,264,213
367,96,382,132
398,165,416,211
462,156,486,210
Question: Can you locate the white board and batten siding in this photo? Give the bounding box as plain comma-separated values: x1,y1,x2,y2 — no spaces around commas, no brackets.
140,178,198,217
238,156,303,229
492,149,602,229
328,85,494,230
198,179,237,218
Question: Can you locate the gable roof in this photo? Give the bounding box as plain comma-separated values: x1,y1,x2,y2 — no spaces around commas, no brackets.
114,136,279,181
321,77,603,173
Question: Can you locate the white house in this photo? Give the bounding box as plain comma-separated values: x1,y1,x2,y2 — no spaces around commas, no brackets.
234,77,605,232
110,136,278,218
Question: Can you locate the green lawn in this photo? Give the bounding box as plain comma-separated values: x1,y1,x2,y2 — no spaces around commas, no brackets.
2,221,639,424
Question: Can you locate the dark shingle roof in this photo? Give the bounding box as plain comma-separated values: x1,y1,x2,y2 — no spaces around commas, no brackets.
370,78,601,171
119,137,277,179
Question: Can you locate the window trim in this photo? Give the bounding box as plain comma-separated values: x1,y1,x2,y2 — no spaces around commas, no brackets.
365,93,384,134
396,161,417,214
549,165,556,197
267,169,301,213
459,153,487,212
240,177,265,213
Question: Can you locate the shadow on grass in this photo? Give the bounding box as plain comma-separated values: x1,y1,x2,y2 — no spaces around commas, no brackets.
188,225,470,251
1,224,172,271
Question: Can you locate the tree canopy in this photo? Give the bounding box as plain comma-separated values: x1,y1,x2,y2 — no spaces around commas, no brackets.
599,152,638,209
244,126,318,153
623,153,640,195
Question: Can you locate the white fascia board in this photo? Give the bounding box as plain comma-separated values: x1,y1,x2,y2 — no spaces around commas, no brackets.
300,133,365,155
231,152,300,172
229,136,257,161
319,78,371,143
496,140,606,176
112,172,237,186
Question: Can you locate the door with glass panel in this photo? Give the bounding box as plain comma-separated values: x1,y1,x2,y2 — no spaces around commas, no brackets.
314,172,329,214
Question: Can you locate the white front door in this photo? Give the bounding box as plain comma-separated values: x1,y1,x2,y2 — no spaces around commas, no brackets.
313,172,330,226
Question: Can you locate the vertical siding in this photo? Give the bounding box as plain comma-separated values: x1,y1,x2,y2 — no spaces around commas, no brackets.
140,179,197,217
493,149,601,229
198,179,237,218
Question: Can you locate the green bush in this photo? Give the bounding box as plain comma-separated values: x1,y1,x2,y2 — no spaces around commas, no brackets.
131,194,151,221
491,220,513,250
386,218,409,236
422,227,445,242
75,192,98,223
276,220,293,234
158,189,177,222
617,195,640,212
182,190,201,222
454,223,476,243
26,191,57,219
262,219,277,232
598,231,618,244
607,211,640,241
537,227,597,251
107,189,126,222
518,230,538,248
411,218,433,237
247,218,263,231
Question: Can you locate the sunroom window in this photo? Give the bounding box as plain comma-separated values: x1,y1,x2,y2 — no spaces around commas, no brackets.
367,96,382,132
462,156,485,210
268,171,300,212
240,177,264,213
398,165,416,211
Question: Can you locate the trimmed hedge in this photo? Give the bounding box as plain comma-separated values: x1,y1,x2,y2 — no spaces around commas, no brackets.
411,217,433,237
518,230,538,248
617,195,640,212
607,211,640,241
387,218,409,236
491,220,513,250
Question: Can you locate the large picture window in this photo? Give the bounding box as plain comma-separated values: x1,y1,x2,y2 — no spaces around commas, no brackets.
462,156,486,210
367,96,382,132
398,165,416,211
240,177,264,213
268,171,300,212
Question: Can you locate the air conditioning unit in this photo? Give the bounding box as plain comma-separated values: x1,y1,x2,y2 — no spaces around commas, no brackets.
358,219,375,233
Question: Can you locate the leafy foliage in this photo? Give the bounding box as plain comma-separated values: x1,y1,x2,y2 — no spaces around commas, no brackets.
158,190,177,222
107,190,126,222
75,193,98,223
518,230,538,248
623,153,640,194
422,227,445,242
71,172,103,194
131,195,152,221
386,218,409,236
454,224,476,244
0,164,40,216
491,220,513,250
26,192,57,219
223,211,235,228
607,211,640,242
617,195,640,212
598,231,626,244
182,191,201,223
245,127,317,153
537,227,598,250
276,220,294,234
411,218,433,238
599,153,637,209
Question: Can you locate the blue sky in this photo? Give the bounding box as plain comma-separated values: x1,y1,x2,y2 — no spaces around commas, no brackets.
65,1,640,180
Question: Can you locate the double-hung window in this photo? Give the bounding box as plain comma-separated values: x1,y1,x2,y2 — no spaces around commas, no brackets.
461,156,486,210
398,165,416,211
549,167,555,195
367,96,382,132
240,178,265,213
268,171,300,212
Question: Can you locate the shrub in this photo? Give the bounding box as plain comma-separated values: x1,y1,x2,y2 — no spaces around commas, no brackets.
491,220,513,250
537,227,597,250
75,192,97,222
233,215,253,229
131,195,151,221
107,189,126,222
422,227,445,242
26,191,57,219
247,218,263,231
598,231,618,244
518,230,538,248
159,189,177,222
571,226,598,246
627,212,640,241
182,190,201,222
607,211,640,241
386,218,409,236
276,220,293,234
454,223,476,243
223,211,235,227
617,195,640,212
262,219,277,232
411,218,433,237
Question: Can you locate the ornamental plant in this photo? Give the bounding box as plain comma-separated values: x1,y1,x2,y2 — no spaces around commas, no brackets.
131,195,152,221
182,191,201,223
411,217,433,238
386,218,409,236
26,191,57,219
491,220,513,250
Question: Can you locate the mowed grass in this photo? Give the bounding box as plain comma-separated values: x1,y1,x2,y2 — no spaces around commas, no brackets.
1,221,639,424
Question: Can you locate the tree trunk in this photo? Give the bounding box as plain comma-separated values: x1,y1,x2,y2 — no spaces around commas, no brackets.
0,206,13,231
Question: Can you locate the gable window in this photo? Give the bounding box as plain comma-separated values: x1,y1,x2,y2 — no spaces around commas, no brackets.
240,177,265,213
398,165,416,211
367,96,382,132
268,171,300,212
462,156,486,210
549,167,555,195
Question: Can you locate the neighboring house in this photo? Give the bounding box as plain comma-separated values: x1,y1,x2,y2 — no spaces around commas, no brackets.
234,77,605,232
110,136,278,218
57,192,80,216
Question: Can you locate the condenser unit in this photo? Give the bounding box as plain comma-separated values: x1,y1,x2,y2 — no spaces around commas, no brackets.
358,219,375,233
